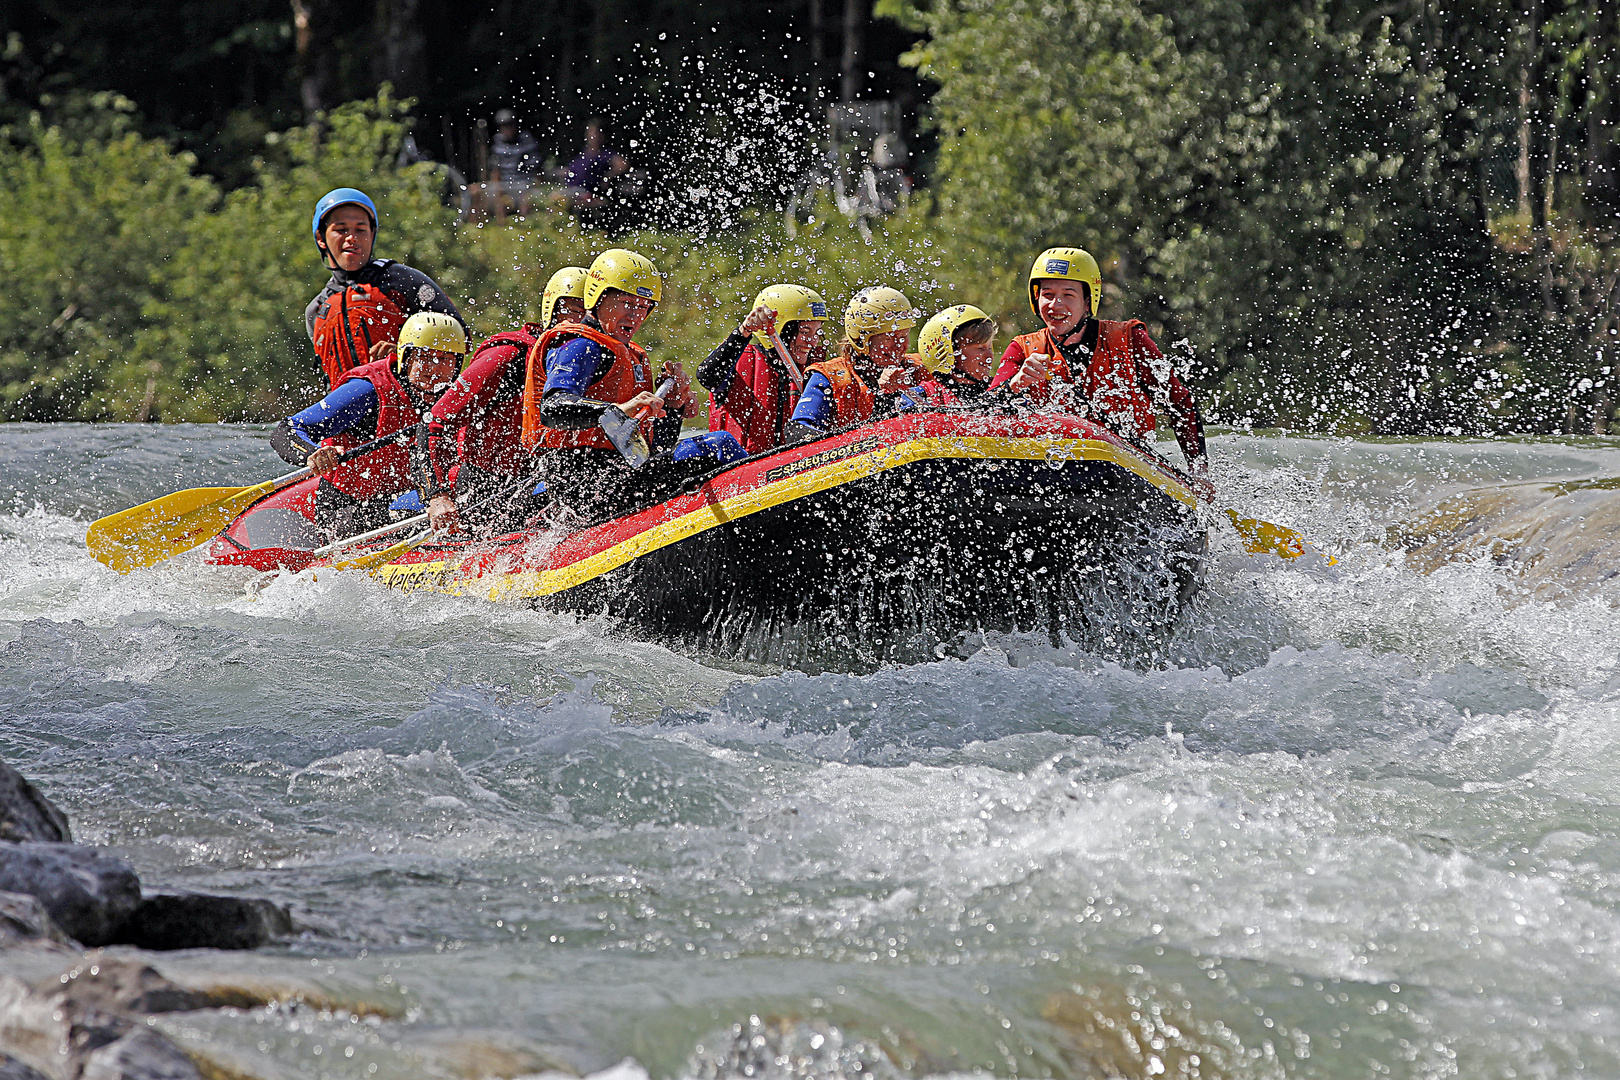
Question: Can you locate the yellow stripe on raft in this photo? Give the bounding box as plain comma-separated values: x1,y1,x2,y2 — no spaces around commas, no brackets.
369,435,1197,601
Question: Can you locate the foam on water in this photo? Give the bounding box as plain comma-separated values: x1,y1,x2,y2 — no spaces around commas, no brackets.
5,424,1620,1080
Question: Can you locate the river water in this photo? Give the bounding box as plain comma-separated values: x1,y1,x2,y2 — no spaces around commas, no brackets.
3,422,1619,1080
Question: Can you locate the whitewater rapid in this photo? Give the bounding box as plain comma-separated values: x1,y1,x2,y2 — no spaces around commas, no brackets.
3,422,1620,1080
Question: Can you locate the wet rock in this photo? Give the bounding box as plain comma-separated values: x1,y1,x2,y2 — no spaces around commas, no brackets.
0,764,71,845
79,1030,201,1080
0,893,72,949
53,960,217,1016
0,845,140,948
0,974,129,1080
121,895,293,952
0,1054,53,1080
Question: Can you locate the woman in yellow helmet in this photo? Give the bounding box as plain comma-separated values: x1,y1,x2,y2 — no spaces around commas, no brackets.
414,267,590,535
989,246,1207,472
696,284,830,455
787,286,929,439
272,311,468,540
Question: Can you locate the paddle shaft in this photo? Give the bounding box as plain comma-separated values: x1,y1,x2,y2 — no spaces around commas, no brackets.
766,331,806,395
312,511,430,557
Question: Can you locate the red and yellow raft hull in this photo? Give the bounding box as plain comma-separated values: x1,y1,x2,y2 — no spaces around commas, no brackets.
209,411,1207,666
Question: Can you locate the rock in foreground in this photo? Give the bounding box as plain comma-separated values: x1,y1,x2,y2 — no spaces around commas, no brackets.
0,845,140,948
0,763,71,845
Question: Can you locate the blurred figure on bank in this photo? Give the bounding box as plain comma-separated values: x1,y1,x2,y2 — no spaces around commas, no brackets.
306,188,466,389
552,120,629,227
488,109,541,220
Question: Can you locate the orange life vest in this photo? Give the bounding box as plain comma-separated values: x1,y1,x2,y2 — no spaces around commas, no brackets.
1010,319,1157,441
804,357,877,427
310,283,409,389
520,321,655,451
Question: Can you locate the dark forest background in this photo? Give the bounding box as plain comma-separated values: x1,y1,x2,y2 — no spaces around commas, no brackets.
2,0,1618,436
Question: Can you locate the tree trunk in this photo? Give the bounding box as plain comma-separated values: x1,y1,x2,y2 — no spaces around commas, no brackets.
840,0,865,103
375,0,426,101
291,0,337,119
810,0,824,90
1588,0,1619,214
1518,65,1534,218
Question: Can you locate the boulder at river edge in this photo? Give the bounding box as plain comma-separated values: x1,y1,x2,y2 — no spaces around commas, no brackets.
0,762,71,845
0,759,294,951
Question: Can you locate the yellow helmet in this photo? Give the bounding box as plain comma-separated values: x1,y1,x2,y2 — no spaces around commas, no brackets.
583,248,662,311
916,304,994,373
750,283,828,348
396,311,468,367
1027,246,1102,318
541,266,588,327
841,286,919,349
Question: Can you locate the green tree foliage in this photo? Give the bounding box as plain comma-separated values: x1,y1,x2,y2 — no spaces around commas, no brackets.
0,91,957,423
886,0,1614,434
0,94,218,420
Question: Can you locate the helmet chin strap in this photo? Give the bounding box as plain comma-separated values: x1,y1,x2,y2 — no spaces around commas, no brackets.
316,233,375,274
1053,315,1094,348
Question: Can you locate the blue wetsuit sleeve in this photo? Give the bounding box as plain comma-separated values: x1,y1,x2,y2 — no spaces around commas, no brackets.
790,372,836,429
286,379,378,450
540,337,616,430
542,338,609,398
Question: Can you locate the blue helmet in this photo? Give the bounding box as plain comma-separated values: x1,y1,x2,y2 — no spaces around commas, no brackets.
311,188,378,244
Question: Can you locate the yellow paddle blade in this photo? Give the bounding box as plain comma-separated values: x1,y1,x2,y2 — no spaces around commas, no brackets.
1225,508,1336,565
86,480,280,573
332,530,432,571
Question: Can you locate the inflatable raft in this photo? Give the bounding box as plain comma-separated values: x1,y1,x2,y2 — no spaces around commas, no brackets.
209,410,1209,667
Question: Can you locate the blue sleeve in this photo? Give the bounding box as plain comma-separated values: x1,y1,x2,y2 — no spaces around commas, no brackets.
542,337,610,398
790,372,836,429
286,379,378,450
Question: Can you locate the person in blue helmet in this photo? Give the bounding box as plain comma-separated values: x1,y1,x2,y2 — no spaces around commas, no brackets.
305,187,467,389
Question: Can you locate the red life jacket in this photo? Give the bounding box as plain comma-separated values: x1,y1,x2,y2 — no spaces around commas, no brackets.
708,341,798,455
310,275,409,389
520,321,654,451
905,378,957,407
455,325,538,476
1009,319,1157,441
322,357,419,501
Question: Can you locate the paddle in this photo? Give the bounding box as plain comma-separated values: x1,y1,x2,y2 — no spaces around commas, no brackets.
332,528,433,571
1224,509,1330,562
600,378,677,468
86,430,411,573
1121,433,1332,564
765,329,806,397
311,511,429,558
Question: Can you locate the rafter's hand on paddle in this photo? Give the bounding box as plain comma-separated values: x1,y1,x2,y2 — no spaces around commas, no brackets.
877,366,917,394
305,446,342,475
659,361,698,419
1006,352,1051,393
427,494,460,535
739,303,777,338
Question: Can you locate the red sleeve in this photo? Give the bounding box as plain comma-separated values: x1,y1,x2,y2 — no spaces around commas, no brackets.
419,344,523,492
987,339,1029,390
1130,325,1206,464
